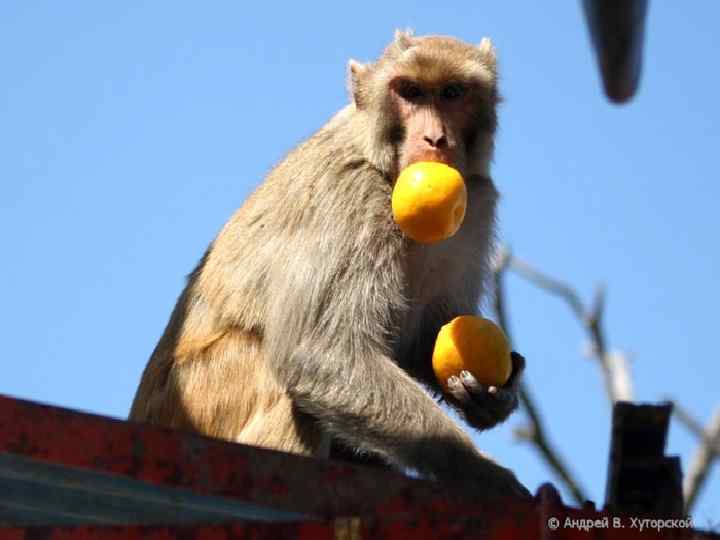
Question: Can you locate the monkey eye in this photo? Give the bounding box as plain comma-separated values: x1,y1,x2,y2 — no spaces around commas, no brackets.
441,83,467,101
396,81,426,101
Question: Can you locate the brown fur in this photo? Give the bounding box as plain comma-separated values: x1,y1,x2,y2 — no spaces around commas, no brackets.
130,31,527,498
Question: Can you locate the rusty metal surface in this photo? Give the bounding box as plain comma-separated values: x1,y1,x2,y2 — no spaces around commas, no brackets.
0,394,718,538
1,508,719,540
0,393,518,521
0,523,335,540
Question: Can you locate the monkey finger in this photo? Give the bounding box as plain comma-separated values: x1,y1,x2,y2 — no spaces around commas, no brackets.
510,351,526,376
446,371,489,403
446,374,492,417
474,462,532,500
446,374,472,403
509,479,533,499
446,372,518,429
447,371,504,406
487,386,519,413
459,371,514,407
506,352,526,386
494,471,532,500
472,386,517,416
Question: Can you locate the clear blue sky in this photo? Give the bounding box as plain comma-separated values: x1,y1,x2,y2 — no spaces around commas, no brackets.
1,3,718,523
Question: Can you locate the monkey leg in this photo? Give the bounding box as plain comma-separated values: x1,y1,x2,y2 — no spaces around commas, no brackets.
130,328,326,457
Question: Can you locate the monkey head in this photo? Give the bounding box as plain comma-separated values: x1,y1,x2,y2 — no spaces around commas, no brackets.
349,30,500,181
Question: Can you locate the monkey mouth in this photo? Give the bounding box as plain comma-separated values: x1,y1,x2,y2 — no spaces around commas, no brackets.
406,150,456,168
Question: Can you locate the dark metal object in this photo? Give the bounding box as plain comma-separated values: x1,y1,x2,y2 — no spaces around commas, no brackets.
605,401,685,516
583,0,649,103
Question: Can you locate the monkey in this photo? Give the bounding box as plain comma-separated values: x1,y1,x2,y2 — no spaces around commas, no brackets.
130,30,529,499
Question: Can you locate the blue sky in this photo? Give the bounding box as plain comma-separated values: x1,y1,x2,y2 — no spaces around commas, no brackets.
1,3,718,523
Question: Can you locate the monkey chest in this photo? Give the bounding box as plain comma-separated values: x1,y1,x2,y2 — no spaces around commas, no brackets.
403,240,477,305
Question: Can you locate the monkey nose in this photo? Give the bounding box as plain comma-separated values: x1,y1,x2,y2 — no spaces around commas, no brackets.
424,134,448,148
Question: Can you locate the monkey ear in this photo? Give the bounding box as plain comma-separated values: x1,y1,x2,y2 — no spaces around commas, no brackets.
393,28,415,51
477,37,497,70
348,59,370,109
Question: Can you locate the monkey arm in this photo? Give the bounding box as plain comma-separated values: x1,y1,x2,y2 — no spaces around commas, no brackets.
258,238,526,497
279,334,527,498
259,236,452,467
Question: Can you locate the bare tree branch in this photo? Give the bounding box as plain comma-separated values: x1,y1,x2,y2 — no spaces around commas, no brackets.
669,402,720,512
506,255,585,320
673,401,704,438
507,254,633,404
607,352,634,404
492,247,588,504
495,248,719,513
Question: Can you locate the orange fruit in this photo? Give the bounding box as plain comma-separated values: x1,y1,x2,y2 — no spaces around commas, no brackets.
432,316,512,392
391,161,467,244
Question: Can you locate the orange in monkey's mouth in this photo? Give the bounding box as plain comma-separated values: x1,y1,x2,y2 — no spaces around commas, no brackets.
391,161,467,244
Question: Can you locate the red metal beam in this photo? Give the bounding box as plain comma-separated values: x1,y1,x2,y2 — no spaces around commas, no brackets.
1,394,718,539
0,393,519,519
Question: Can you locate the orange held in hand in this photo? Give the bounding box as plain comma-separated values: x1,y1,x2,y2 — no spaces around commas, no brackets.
432,315,512,393
391,161,467,244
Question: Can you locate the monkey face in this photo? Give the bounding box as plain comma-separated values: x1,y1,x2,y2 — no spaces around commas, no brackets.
350,33,499,181
389,77,472,172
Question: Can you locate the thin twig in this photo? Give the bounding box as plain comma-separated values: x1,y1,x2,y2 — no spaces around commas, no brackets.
508,255,633,404
508,256,585,320
672,401,713,443
669,402,720,512
492,247,588,504
606,352,634,405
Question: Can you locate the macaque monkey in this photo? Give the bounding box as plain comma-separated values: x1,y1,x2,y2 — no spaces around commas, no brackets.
130,31,529,498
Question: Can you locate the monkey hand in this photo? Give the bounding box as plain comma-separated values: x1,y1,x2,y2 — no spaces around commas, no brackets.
445,352,525,430
439,450,532,500
473,460,532,500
